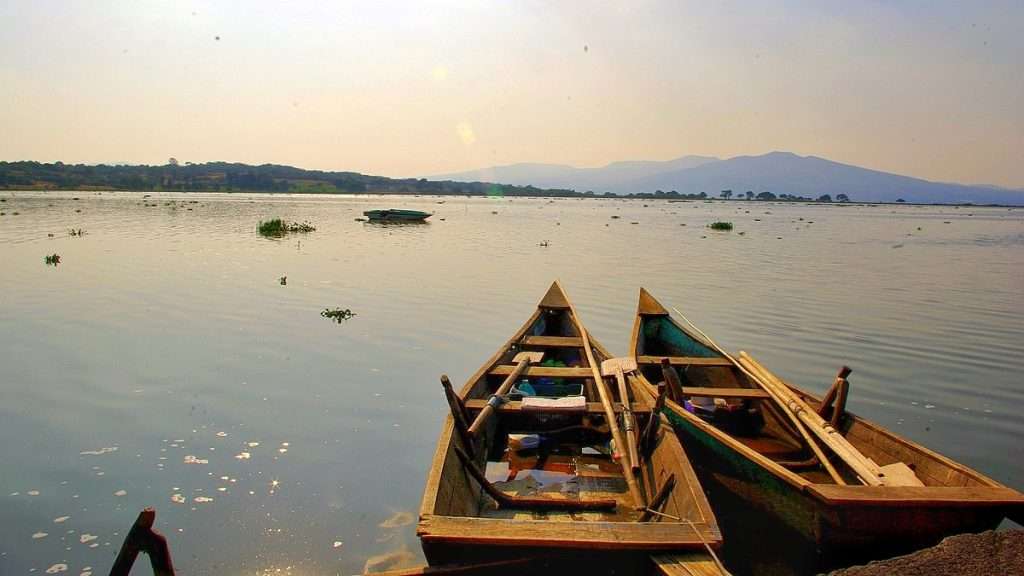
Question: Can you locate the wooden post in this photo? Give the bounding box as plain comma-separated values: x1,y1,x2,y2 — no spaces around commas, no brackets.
641,384,667,454
660,358,684,405
441,375,475,453
831,377,850,429
109,508,175,576
817,366,852,420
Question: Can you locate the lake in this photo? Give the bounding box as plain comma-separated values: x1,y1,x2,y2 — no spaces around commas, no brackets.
1,192,1022,575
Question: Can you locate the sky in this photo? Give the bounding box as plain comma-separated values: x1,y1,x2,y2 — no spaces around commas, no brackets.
1,1,1022,188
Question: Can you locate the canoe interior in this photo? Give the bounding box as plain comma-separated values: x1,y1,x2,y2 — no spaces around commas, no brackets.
631,288,1024,506
419,282,720,564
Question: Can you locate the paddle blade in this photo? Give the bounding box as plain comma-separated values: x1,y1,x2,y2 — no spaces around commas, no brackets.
601,357,638,376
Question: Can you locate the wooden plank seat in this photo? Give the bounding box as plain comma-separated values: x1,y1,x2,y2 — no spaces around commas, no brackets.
680,386,771,399
520,335,583,347
489,365,594,378
636,355,734,367
464,399,650,415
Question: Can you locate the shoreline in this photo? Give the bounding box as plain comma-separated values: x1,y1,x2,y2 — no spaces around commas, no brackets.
2,188,1020,208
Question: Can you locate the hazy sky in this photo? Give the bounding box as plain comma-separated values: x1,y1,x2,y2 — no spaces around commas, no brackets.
2,1,1022,187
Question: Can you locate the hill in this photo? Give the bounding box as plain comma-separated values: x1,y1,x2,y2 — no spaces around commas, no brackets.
433,155,718,193
436,152,1024,205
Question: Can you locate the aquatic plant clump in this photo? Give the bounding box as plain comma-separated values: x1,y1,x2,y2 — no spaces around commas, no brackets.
708,221,734,231
321,308,356,323
258,219,316,237
44,254,61,266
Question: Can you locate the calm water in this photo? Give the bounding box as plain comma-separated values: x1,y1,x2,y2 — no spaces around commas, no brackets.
1,192,1022,575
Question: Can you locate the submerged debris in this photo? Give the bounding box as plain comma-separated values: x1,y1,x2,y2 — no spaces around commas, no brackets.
322,308,356,323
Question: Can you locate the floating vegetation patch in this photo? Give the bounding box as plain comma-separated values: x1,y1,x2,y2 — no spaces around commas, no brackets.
68,228,86,237
44,253,61,266
708,221,734,231
322,308,356,323
80,447,118,456
258,218,316,237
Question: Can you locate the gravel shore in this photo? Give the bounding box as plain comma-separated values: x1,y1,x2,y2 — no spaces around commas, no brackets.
828,530,1023,576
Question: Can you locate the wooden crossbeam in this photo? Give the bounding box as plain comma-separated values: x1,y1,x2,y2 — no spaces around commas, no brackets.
637,356,734,367
489,365,594,378
680,387,771,399
520,335,583,347
463,398,648,414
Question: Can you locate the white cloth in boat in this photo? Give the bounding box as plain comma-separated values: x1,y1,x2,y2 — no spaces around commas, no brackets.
521,396,587,412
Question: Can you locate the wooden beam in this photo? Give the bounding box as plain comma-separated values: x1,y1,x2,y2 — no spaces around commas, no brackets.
489,365,593,378
651,553,729,576
680,387,771,399
418,515,721,549
463,399,648,414
806,484,1024,506
521,335,583,347
637,356,734,367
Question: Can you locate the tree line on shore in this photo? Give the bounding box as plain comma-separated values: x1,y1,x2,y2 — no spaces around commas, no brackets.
0,160,852,202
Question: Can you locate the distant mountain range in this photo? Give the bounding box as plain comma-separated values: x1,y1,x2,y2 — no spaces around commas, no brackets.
435,152,1024,205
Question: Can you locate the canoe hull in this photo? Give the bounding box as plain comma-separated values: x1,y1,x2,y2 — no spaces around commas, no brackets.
363,209,431,221
418,282,721,573
664,384,1009,573
631,287,1024,573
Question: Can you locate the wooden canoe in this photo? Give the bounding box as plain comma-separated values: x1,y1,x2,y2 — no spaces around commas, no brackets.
630,287,1024,569
418,282,721,574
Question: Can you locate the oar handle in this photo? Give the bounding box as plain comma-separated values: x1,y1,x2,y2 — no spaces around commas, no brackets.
468,357,531,437
614,366,641,472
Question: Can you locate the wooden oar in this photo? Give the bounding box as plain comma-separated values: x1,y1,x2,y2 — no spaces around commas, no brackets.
467,351,544,438
738,353,887,486
602,356,641,473
565,298,647,509
665,307,849,486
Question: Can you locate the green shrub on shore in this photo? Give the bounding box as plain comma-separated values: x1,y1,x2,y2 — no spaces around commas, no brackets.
709,221,734,231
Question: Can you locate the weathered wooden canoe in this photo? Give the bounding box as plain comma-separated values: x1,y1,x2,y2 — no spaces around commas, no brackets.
418,282,721,573
363,209,432,221
630,287,1024,569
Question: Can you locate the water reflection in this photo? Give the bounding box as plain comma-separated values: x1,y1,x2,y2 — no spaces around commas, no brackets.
0,192,1022,574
